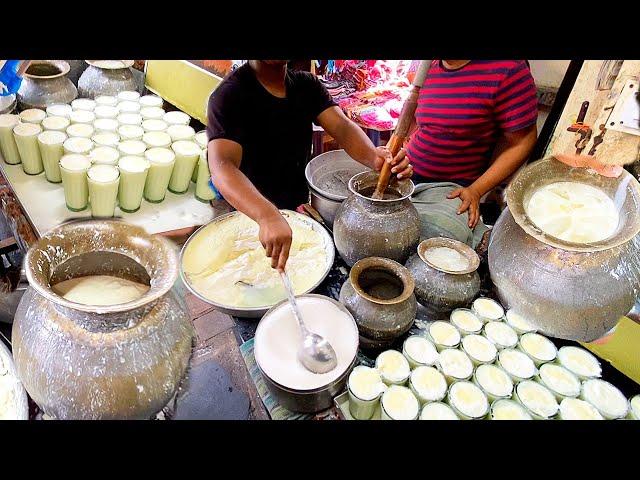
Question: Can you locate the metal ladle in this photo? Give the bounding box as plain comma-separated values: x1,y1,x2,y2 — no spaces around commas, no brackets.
279,270,338,374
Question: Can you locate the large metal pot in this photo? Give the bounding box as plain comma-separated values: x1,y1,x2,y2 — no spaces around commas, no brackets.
334,171,420,266
406,238,480,320
12,219,195,419
489,157,640,342
255,295,358,413
17,60,78,110
78,60,138,99
305,149,368,227
339,257,416,348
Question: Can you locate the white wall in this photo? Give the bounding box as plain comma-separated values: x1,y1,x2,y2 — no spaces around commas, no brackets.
529,60,571,88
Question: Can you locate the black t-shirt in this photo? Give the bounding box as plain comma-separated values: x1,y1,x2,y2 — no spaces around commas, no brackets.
206,64,337,210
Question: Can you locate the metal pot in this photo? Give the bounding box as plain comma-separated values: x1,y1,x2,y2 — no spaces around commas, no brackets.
406,238,480,320
17,60,78,110
180,210,335,318
0,94,16,115
255,294,358,413
305,149,368,227
339,257,416,347
0,269,28,324
489,157,640,342
0,339,29,420
78,60,138,99
12,219,195,419
334,171,420,266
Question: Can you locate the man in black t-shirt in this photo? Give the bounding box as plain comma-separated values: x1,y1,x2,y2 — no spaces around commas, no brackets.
206,60,412,271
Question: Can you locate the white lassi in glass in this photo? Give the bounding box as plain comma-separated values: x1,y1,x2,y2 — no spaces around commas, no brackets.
484,321,518,350
94,105,119,119
59,154,91,211
117,91,140,102
556,346,601,380
13,122,43,174
117,113,143,126
93,118,118,133
87,164,120,217
195,130,208,149
450,308,483,336
428,321,461,351
63,137,93,156
497,348,537,382
461,334,497,365
66,123,94,139
143,131,171,149
490,399,532,420
0,114,21,164
118,155,150,213
140,107,165,121
525,181,619,244
70,110,95,125
558,398,603,420
580,379,628,420
537,363,581,401
72,98,96,111
347,365,385,420
37,130,66,183
514,380,559,420
139,95,163,108
142,119,168,132
472,297,504,322
505,309,537,334
95,96,118,107
46,104,72,118
169,140,200,194
163,110,190,126
473,364,513,402
438,348,473,384
118,125,144,141
144,148,175,202
19,108,46,124
92,132,120,148
117,101,141,114
375,349,410,386
167,124,195,142
380,385,420,420
518,332,557,366
420,402,458,420
42,116,70,132
90,146,120,166
195,149,215,202
448,381,489,420
409,366,447,403
402,335,438,368
118,140,146,157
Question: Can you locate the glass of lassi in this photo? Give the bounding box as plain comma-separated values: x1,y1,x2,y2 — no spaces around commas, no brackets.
118,155,150,213
87,164,120,217
46,104,72,118
143,147,175,203
13,122,43,174
37,130,67,183
59,154,91,211
195,149,216,202
19,108,46,125
169,140,200,194
42,116,70,132
0,114,22,165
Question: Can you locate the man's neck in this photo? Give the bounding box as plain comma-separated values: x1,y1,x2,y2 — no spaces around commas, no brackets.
248,61,287,98
442,60,471,70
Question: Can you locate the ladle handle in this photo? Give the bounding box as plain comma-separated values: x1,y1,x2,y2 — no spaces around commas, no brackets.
373,60,433,200
279,270,309,336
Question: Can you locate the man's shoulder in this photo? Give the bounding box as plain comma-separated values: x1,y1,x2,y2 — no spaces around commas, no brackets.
209,65,252,106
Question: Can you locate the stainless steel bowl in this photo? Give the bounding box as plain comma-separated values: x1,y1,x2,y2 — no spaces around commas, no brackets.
255,294,359,413
305,150,369,227
180,210,335,318
0,339,29,420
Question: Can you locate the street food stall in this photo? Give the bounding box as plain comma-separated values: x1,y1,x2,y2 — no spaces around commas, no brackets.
0,59,639,421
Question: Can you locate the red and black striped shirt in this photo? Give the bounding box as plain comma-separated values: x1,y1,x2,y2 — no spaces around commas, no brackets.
407,60,538,186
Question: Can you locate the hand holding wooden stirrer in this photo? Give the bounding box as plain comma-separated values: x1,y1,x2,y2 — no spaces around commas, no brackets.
372,60,433,199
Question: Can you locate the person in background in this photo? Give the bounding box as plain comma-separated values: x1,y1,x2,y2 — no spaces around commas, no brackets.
0,61,31,96
397,60,538,246
206,60,412,271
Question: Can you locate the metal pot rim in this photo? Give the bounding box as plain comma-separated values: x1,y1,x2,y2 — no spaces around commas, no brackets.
348,170,415,203
349,256,415,305
25,219,179,315
179,210,335,318
22,60,70,80
417,237,480,275
507,156,640,252
255,294,359,393
85,60,135,70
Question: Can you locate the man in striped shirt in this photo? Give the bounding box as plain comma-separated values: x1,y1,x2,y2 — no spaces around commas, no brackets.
396,60,538,232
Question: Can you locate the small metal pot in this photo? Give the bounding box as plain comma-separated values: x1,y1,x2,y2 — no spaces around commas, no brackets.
17,60,78,110
405,238,480,319
78,60,138,99
255,294,358,413
339,257,416,344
